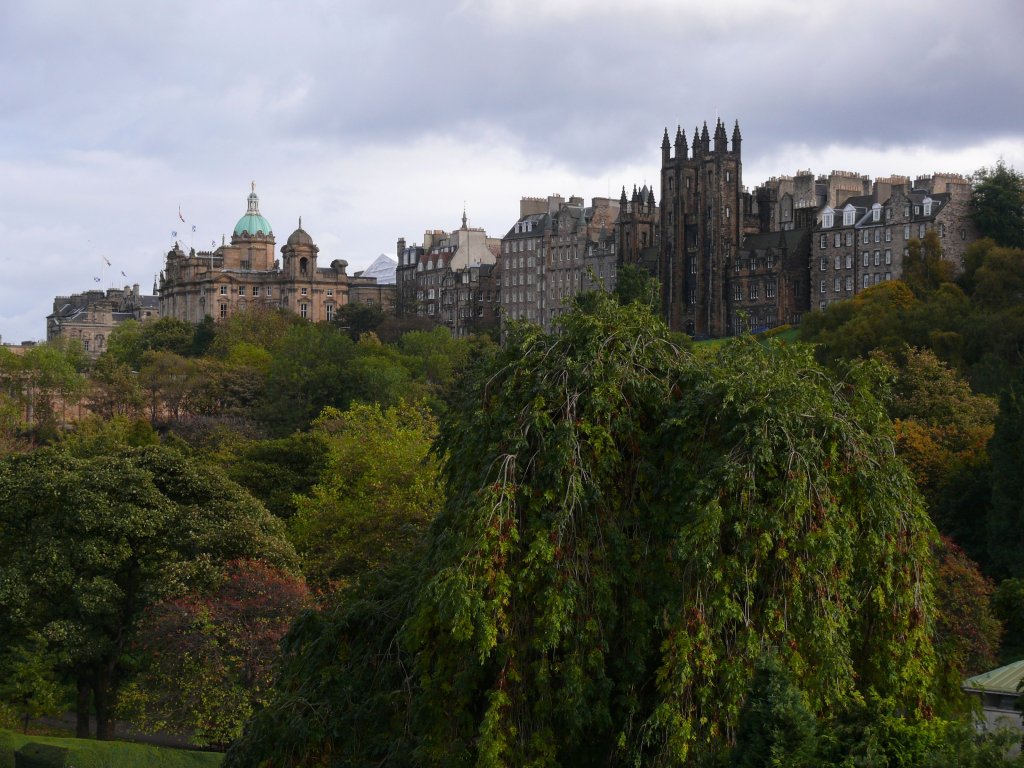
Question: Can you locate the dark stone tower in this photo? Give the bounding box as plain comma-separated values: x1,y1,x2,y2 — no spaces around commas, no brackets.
659,118,743,337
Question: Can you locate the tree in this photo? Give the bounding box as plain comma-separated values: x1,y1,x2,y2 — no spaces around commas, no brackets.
0,444,298,739
331,302,387,341
228,293,939,766
290,401,441,591
971,161,1024,249
987,375,1024,578
88,353,144,419
0,633,68,734
119,560,310,748
613,262,661,309
903,230,957,297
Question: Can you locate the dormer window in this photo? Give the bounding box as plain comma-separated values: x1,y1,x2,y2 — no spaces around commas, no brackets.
822,209,834,228
923,198,933,216
871,204,881,222
843,208,855,226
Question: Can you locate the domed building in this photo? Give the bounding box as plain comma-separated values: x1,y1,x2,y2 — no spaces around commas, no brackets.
159,186,394,324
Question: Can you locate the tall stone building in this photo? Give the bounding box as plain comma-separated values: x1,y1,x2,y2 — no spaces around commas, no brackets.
395,212,501,337
47,284,159,357
813,174,976,311
159,186,394,325
501,194,619,331
659,120,746,337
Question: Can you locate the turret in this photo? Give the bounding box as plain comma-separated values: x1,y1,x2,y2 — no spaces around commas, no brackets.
714,118,727,153
662,128,671,164
732,119,742,155
700,122,710,154
692,126,700,157
674,126,686,160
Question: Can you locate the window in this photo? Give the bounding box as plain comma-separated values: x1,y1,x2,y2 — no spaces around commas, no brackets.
220,303,227,319
872,205,881,222
690,259,697,274
749,283,759,300
845,276,853,292
862,230,869,244
834,277,841,292
845,253,853,269
820,280,826,294
733,284,742,301
300,303,308,319
238,286,245,297
834,255,841,270
885,249,892,265
326,304,334,322
326,288,333,296
862,274,870,289
220,285,227,295
862,251,869,267
253,286,260,297
845,231,853,246
820,234,827,249
843,209,855,226
688,287,696,304
874,229,880,243
874,273,881,285
301,287,308,296
767,281,776,299
834,233,841,248
823,213,834,229
885,228,892,242
919,223,926,238
266,287,272,297
904,225,911,240
820,258,827,271
939,223,946,238
874,251,880,266
820,301,827,311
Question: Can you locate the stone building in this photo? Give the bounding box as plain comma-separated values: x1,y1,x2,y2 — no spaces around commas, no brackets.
814,174,976,311
658,120,747,337
395,212,501,337
501,194,619,331
47,284,159,357
159,186,394,325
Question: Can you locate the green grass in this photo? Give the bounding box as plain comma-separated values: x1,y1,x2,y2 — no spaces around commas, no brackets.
0,729,222,768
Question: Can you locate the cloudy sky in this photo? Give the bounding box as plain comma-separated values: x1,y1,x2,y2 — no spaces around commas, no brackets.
2,0,1022,343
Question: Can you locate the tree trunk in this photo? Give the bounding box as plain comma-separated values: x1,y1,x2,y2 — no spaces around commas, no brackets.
94,668,115,741
76,676,91,739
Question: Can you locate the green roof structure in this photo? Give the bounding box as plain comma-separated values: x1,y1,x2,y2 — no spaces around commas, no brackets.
233,185,272,237
964,660,1024,695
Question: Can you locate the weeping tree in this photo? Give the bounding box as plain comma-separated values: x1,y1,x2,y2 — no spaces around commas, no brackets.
227,293,939,767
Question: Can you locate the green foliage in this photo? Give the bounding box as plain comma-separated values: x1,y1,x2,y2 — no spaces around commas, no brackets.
931,538,1001,710
106,317,196,369
331,302,387,341
730,657,818,768
613,262,661,309
0,444,298,739
214,430,330,521
57,415,159,459
88,353,144,419
0,634,69,734
119,560,310,748
992,578,1024,663
987,375,1024,578
971,161,1024,249
902,231,957,298
290,401,441,592
232,294,941,766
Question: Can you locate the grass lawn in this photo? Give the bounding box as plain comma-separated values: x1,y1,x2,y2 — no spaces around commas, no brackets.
0,729,222,767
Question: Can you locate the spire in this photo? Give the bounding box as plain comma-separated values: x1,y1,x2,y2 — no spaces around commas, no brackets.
692,126,700,155
662,127,671,163
714,118,727,152
732,119,742,154
700,121,710,154
662,128,670,149
298,215,302,230
462,206,468,229
620,185,628,205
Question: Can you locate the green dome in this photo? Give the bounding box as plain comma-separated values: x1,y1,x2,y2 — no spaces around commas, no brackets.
233,189,272,237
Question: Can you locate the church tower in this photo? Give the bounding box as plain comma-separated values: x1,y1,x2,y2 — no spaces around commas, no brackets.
659,118,743,337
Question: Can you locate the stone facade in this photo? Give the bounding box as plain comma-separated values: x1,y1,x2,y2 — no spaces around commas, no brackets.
659,120,745,337
395,214,501,337
159,187,394,325
47,284,159,357
814,174,977,311
501,195,619,331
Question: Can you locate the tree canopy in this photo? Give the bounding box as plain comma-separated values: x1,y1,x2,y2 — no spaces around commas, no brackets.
227,293,940,767
971,161,1024,249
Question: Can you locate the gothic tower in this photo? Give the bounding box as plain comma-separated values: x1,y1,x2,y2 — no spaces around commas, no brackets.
659,118,743,337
